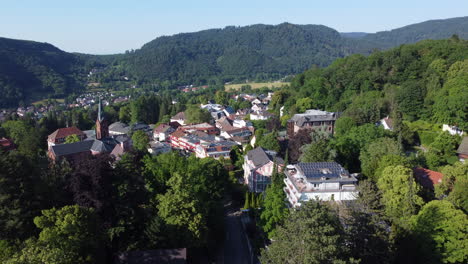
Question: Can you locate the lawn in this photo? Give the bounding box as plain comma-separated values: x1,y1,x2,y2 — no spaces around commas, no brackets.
225,82,289,91
32,98,65,106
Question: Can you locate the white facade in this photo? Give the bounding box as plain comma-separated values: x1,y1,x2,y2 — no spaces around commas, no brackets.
283,163,358,207
443,124,464,136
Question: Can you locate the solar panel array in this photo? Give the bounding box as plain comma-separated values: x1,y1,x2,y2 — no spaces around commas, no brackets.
297,162,349,179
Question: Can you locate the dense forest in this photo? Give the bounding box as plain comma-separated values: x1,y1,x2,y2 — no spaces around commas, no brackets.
0,38,89,107
278,37,468,131
0,17,467,107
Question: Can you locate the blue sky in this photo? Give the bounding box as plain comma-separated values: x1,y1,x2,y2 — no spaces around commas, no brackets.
1,0,466,54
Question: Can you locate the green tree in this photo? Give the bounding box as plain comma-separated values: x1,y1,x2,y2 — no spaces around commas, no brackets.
243,192,251,209
157,173,207,247
295,97,313,113
374,154,411,181
411,200,468,264
335,116,357,137
6,205,103,264
64,134,80,144
300,130,336,162
185,105,211,124
260,201,356,264
257,131,281,152
0,152,41,240
435,162,468,212
131,130,149,152
360,137,401,180
345,180,393,264
377,165,425,226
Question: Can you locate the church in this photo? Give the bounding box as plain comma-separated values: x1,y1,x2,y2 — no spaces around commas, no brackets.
48,99,131,163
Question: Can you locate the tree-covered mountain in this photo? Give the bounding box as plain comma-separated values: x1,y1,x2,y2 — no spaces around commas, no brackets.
281,37,468,130
120,23,357,82
0,37,89,107
0,17,467,107
359,16,468,48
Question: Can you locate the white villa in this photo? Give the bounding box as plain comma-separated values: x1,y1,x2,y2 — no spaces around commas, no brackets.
283,162,358,207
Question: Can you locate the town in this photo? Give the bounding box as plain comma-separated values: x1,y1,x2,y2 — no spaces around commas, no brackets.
0,3,467,264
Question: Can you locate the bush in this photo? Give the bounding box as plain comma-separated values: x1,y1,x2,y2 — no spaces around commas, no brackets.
418,131,437,146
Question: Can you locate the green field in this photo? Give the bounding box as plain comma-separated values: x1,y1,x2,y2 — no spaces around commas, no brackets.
32,98,65,106
225,82,289,91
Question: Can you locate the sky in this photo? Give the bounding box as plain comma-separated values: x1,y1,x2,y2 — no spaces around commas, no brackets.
1,0,467,54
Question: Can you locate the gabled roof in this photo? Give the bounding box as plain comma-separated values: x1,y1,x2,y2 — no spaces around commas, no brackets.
381,116,394,130
247,147,284,168
109,122,130,134
50,140,94,157
48,127,85,142
289,109,338,126
457,137,468,155
413,167,443,191
91,138,119,153
171,112,186,120
154,123,175,134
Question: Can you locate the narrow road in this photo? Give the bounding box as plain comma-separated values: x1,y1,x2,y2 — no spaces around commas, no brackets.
221,203,251,264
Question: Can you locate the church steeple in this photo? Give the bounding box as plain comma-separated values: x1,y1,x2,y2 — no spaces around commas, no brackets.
95,98,109,140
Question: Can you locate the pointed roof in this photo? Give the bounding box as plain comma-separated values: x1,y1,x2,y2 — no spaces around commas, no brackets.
247,147,284,168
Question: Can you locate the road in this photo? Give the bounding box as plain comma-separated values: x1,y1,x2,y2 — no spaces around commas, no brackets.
221,203,252,264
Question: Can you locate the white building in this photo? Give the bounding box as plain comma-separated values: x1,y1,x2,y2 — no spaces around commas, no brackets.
378,116,394,131
283,162,358,207
442,124,464,136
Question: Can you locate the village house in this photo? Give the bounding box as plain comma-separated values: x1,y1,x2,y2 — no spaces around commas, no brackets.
456,136,468,162
195,140,237,159
283,162,358,207
153,123,176,141
243,147,284,192
378,116,394,131
170,112,186,125
250,110,274,120
413,167,443,192
148,141,172,155
0,137,16,152
47,126,87,148
287,109,339,138
178,123,219,135
442,124,464,136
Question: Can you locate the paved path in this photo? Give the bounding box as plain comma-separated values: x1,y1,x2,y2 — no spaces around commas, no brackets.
221,204,251,264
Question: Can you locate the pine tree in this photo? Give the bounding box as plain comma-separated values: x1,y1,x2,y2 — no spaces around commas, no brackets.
243,192,251,209
250,192,256,209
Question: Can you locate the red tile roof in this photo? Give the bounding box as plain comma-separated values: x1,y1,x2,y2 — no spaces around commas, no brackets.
0,137,15,151
48,127,86,142
413,167,443,191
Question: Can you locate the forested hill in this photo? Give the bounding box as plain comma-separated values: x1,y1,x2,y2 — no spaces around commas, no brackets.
284,37,468,130
1,17,468,108
358,16,468,48
0,37,87,107
121,23,356,81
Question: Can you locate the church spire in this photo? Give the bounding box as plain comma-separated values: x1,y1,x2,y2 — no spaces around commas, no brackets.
98,97,104,122
95,97,109,140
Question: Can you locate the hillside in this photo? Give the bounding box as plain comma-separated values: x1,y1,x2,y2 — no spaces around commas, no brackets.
360,16,468,48
284,37,468,130
1,17,468,107
0,37,88,107
120,23,358,82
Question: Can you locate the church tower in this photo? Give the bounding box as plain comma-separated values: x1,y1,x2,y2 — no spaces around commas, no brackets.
95,98,109,140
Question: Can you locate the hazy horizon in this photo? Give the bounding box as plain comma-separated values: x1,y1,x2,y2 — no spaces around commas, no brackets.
1,0,467,54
